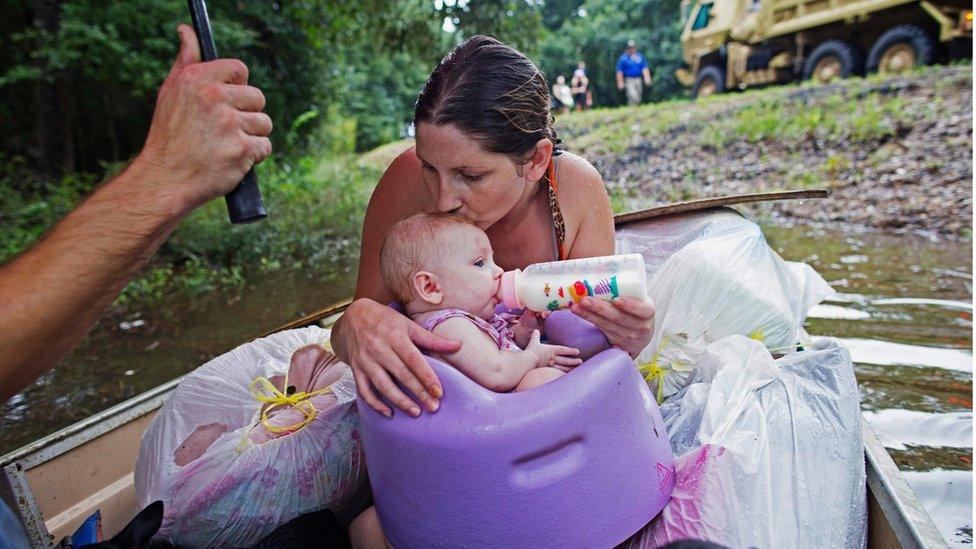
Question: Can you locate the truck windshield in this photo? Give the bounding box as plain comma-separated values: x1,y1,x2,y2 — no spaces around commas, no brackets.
691,2,713,30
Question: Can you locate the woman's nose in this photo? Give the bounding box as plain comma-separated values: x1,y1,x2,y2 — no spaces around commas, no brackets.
435,180,463,213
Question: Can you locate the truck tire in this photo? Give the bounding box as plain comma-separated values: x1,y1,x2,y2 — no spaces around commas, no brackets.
693,65,726,99
803,40,865,83
867,25,936,74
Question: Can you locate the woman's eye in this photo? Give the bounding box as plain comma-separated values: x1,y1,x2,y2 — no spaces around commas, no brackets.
474,259,486,267
422,163,435,172
462,173,485,182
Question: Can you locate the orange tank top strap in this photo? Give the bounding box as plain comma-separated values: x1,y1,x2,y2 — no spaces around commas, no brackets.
546,158,568,260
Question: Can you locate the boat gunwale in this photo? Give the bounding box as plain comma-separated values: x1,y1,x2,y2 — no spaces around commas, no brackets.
861,416,949,548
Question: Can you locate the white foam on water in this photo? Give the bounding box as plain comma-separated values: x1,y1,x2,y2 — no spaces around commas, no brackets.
862,409,972,450
808,304,871,320
872,297,973,311
903,470,973,548
828,337,973,372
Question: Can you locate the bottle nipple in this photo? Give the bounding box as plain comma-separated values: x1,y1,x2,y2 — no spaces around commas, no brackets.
500,270,522,309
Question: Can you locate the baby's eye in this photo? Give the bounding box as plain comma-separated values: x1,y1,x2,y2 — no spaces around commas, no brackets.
474,259,486,267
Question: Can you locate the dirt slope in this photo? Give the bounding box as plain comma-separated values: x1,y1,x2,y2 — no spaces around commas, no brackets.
559,65,973,239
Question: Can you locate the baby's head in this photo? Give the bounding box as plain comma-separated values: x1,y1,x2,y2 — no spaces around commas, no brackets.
381,213,503,318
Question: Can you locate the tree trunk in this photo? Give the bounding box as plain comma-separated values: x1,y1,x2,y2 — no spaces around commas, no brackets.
30,0,75,176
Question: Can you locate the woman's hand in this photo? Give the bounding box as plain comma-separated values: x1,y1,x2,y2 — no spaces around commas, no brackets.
569,296,655,358
336,299,460,418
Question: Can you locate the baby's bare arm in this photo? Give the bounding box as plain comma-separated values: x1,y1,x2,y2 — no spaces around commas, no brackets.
431,318,542,392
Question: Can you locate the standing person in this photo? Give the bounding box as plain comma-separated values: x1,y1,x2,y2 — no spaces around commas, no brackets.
552,75,574,115
571,61,591,111
331,34,656,547
0,24,272,548
616,39,652,106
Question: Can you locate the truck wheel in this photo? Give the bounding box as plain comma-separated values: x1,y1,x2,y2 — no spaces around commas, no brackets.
803,40,865,83
867,25,936,74
693,66,726,99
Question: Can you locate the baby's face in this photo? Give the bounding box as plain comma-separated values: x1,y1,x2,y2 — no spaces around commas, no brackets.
433,224,504,319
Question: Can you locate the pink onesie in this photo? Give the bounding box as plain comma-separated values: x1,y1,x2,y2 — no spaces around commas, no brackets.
421,309,521,352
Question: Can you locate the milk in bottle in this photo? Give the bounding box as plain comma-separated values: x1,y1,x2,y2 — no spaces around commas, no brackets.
499,254,648,312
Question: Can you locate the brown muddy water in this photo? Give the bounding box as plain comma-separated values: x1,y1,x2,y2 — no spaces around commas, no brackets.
0,222,971,545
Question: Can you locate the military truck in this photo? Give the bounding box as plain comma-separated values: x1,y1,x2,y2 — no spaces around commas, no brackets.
675,0,972,97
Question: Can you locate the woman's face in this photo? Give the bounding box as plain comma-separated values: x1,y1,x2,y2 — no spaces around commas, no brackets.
415,123,530,230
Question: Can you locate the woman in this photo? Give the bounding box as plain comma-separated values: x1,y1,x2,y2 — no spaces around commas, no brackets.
571,61,591,111
330,35,655,421
552,74,574,115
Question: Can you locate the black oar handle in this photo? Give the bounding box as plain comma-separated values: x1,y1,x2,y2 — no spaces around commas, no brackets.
187,0,267,224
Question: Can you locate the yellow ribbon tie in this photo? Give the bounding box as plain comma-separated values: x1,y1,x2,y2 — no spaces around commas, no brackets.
249,375,333,434
637,335,672,404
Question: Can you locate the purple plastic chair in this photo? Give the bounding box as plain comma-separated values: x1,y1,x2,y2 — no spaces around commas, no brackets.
359,312,675,547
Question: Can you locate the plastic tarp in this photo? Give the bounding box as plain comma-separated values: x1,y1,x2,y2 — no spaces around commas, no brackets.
135,326,366,548
623,336,867,548
616,209,835,401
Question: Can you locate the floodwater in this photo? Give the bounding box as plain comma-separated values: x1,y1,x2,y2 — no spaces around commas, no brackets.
0,222,971,545
766,223,973,547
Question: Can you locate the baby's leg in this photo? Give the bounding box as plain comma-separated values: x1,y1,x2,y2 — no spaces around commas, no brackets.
348,505,390,549
515,367,564,392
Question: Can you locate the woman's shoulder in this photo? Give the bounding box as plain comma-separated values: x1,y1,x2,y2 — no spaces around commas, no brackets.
554,151,614,256
555,151,605,200
368,145,428,214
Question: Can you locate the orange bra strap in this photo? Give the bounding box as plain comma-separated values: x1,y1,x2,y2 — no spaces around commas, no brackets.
548,159,559,195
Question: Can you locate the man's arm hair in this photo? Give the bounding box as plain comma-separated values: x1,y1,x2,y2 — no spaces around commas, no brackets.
0,24,273,403
0,161,186,402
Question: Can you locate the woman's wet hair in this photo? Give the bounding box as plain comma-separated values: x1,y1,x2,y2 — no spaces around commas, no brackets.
414,35,561,165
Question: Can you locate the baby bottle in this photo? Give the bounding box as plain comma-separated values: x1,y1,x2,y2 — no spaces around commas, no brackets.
499,254,648,312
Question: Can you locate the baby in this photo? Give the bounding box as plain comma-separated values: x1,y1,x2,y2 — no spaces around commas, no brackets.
380,213,582,392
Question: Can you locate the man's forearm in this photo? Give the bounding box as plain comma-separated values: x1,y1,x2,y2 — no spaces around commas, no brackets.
0,159,187,401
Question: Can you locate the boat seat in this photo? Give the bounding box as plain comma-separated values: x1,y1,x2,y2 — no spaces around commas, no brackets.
359,312,675,548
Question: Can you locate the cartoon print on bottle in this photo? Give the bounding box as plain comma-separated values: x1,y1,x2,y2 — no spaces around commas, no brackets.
499,254,648,312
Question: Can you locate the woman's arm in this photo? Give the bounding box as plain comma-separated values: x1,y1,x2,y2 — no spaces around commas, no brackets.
330,148,459,417
557,154,656,358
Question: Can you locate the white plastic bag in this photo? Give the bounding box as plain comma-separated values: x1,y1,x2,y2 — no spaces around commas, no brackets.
625,336,867,548
618,210,834,400
135,326,366,548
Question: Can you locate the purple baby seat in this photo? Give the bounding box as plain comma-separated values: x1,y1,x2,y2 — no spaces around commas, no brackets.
359,311,675,547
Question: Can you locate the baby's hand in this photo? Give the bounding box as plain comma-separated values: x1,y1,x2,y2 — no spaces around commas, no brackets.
513,311,544,348
524,329,582,371
512,310,552,346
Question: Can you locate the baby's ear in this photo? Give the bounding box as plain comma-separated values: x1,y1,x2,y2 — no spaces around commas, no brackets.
413,271,443,305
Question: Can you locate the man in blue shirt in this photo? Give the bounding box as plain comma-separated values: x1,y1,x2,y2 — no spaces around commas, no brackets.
615,40,652,106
